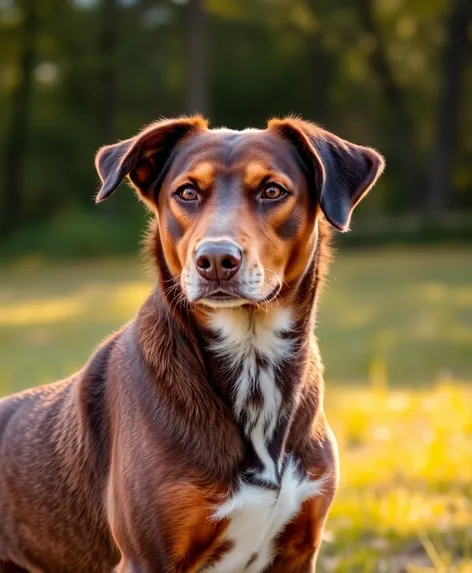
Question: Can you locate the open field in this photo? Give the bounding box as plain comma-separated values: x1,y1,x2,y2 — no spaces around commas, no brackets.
1,248,471,571
1,248,471,389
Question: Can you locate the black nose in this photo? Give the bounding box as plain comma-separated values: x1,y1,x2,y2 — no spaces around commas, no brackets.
195,241,242,281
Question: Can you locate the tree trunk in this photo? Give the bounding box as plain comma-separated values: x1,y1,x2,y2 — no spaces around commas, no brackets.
358,0,420,211
96,0,119,216
185,0,207,114
428,0,472,213
98,0,119,144
1,0,39,236
304,0,337,126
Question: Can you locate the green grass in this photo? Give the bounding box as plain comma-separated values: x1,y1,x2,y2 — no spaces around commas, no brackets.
317,248,472,385
1,247,471,571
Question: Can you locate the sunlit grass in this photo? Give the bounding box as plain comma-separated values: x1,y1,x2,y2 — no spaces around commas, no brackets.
0,248,471,571
319,383,472,572
0,258,151,391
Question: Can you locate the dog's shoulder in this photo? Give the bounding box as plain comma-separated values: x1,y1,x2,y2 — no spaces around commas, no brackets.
0,326,126,462
0,379,69,443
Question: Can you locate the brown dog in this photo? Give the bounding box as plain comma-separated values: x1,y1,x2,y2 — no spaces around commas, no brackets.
0,116,384,573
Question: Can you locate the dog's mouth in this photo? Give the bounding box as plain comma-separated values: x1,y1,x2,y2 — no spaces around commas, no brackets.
197,289,249,309
196,283,282,308
205,290,237,301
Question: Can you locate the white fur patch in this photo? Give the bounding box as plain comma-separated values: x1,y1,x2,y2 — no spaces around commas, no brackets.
203,308,320,572
203,456,325,573
210,307,294,483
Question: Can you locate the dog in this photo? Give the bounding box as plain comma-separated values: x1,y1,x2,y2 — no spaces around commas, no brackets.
0,116,384,573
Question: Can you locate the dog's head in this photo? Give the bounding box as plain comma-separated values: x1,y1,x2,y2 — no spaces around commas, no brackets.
95,116,384,309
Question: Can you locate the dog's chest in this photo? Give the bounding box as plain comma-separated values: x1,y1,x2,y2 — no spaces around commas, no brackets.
202,457,323,573
203,309,322,572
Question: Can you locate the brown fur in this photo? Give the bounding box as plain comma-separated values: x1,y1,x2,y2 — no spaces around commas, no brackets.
0,116,384,572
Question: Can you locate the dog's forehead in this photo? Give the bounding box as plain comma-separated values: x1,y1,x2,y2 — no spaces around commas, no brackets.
170,127,299,176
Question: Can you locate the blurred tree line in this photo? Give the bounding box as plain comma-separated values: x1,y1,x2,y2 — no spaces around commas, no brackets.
0,0,471,253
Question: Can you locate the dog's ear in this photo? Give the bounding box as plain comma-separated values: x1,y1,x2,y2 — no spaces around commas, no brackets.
268,117,385,231
95,116,208,205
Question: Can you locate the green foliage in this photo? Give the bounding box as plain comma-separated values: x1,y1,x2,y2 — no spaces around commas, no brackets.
1,0,471,248
335,212,472,247
0,208,144,259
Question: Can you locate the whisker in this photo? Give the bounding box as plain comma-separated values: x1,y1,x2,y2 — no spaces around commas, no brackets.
262,267,289,290
161,276,180,284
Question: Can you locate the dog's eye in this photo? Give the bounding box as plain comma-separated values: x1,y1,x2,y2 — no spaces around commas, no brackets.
262,185,285,200
177,187,198,201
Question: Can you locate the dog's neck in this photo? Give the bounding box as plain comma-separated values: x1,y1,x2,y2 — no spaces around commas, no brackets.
139,220,330,481
199,236,325,484
204,307,301,483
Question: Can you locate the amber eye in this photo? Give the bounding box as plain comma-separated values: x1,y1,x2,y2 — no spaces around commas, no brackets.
178,187,198,201
262,185,284,200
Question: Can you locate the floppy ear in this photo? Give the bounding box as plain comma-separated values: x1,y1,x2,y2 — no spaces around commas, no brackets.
95,116,208,204
268,118,385,231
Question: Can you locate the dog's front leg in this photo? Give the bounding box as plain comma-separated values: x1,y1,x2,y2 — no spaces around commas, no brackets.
267,486,336,573
114,556,173,573
114,559,147,573
111,531,178,573
110,519,175,572
267,553,318,573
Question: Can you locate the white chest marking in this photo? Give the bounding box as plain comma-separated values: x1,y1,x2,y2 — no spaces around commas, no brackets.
210,307,294,483
204,456,324,573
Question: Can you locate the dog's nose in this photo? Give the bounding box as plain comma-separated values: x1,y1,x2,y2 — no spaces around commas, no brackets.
195,241,242,281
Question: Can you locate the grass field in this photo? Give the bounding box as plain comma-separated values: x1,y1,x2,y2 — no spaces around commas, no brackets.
1,248,471,571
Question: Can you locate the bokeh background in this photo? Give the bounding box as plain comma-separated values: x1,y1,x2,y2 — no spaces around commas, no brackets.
1,0,471,571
